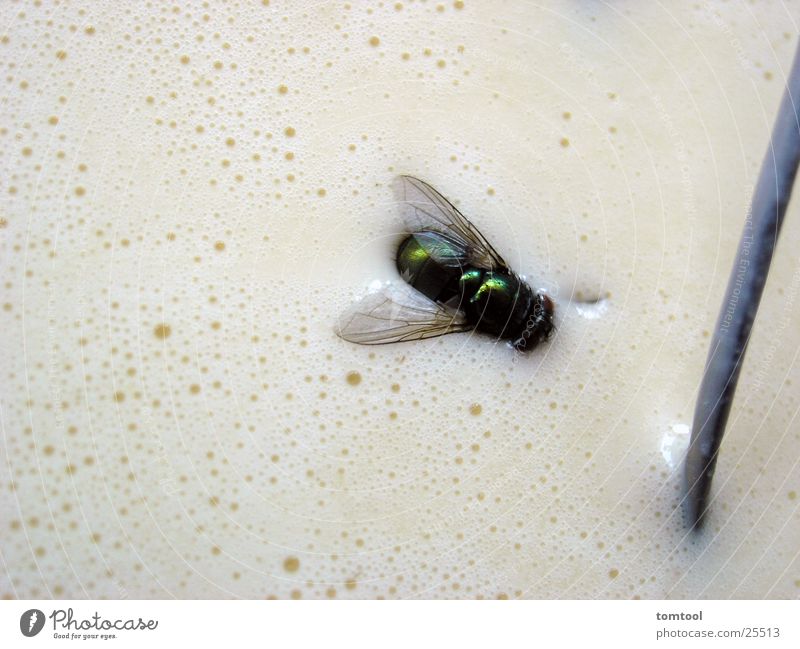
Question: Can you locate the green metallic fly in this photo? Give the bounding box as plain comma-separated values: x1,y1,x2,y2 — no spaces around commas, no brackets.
336,175,555,352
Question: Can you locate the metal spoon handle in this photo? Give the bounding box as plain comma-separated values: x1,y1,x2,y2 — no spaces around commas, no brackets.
684,42,800,528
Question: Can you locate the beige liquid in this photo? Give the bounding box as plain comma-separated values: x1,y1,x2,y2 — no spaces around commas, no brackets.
1,0,799,599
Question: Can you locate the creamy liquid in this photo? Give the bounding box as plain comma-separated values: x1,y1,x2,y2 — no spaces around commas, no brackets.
1,0,799,599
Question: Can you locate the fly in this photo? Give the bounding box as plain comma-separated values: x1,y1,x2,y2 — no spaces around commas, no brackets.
336,176,555,352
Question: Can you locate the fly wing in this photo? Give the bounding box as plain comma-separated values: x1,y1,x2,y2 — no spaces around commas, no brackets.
393,175,510,271
336,283,469,345
402,231,472,271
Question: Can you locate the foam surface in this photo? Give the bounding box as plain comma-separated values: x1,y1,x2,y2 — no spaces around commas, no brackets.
1,0,799,599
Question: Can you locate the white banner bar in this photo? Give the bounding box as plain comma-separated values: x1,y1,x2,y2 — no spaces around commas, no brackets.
1,600,798,648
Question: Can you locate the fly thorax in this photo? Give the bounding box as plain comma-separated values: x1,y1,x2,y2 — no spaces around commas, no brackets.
461,271,531,339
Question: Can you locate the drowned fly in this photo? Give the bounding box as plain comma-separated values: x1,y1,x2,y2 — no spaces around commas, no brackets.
337,176,555,352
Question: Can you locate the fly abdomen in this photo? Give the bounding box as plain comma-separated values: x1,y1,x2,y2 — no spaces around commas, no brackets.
396,232,467,305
